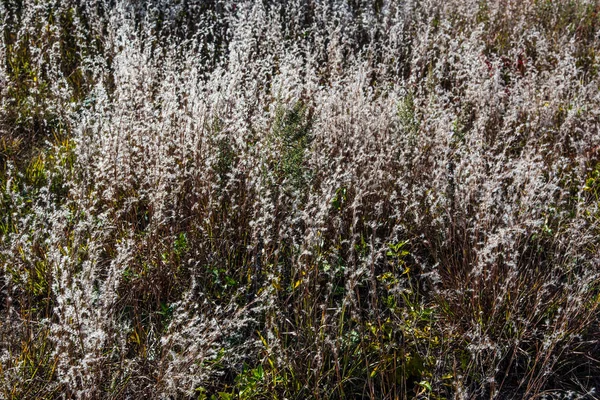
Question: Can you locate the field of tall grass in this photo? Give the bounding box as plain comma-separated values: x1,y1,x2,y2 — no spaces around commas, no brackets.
1,0,600,398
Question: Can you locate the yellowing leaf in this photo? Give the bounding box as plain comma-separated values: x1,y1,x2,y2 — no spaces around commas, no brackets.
370,364,379,377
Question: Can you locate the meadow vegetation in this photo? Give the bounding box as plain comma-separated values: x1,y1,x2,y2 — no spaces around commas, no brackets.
1,0,600,398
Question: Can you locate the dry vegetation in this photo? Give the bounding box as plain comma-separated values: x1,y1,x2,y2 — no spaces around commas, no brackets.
1,0,600,398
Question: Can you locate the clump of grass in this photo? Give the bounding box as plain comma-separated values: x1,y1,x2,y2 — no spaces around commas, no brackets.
2,0,600,399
